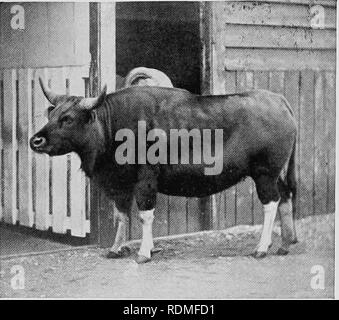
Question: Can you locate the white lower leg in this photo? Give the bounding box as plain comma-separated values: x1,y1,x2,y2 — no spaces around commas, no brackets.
257,200,280,252
110,220,127,253
138,209,154,258
110,209,128,253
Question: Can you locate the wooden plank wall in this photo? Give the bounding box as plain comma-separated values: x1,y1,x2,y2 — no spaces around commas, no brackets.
0,3,91,237
208,0,336,226
0,67,90,236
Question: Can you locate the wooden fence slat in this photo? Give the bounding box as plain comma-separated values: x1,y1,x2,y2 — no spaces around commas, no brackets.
223,71,237,227
33,69,51,230
187,198,202,232
214,192,226,229
50,68,68,234
3,69,17,224
324,72,335,213
0,71,3,221
169,196,188,235
153,193,169,237
18,69,34,227
235,71,254,225
269,71,285,95
313,72,327,215
299,70,315,218
68,67,87,237
284,71,301,218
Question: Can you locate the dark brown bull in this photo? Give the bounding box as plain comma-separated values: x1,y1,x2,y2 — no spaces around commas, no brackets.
30,78,298,263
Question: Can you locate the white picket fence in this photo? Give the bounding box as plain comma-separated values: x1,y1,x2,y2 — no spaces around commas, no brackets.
0,66,90,237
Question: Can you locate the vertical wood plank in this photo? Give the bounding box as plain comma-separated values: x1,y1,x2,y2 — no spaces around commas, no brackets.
0,71,3,221
169,196,188,235
269,71,285,95
68,67,87,236
33,69,51,230
50,68,68,234
187,198,202,232
284,71,300,218
324,72,335,214
299,70,315,218
17,69,34,227
214,192,226,229
153,193,169,237
254,71,269,91
223,71,236,227
3,69,17,224
89,2,116,246
235,71,253,225
313,72,327,216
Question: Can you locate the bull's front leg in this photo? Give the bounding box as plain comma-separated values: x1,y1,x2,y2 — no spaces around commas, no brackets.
134,166,158,264
107,192,133,259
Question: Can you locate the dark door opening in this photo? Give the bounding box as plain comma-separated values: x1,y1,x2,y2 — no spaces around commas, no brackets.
116,1,201,94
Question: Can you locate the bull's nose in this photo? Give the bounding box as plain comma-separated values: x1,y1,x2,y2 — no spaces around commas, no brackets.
30,136,47,149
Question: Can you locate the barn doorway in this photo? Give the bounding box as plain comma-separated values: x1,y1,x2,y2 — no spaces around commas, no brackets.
116,1,201,93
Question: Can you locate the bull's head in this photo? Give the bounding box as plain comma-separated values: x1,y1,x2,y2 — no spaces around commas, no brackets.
30,78,107,158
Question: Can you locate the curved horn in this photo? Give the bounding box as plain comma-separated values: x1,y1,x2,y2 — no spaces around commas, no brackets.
123,67,173,88
39,77,61,105
81,84,107,110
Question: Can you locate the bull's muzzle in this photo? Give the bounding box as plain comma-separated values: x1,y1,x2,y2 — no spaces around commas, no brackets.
30,135,47,151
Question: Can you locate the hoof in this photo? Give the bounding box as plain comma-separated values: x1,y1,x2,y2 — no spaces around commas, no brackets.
136,255,151,264
277,247,289,256
291,238,298,245
151,247,163,256
106,246,131,259
119,246,132,256
251,251,267,259
106,251,124,259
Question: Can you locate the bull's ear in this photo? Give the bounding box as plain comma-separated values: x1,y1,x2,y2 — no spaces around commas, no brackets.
87,110,97,124
44,106,56,119
81,85,107,110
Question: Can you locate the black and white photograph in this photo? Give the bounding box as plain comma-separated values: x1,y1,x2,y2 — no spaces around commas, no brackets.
0,0,336,301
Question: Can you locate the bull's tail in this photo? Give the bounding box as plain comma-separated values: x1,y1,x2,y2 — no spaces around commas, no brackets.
286,139,297,218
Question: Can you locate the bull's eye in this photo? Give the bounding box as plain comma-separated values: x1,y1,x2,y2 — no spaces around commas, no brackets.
60,115,74,126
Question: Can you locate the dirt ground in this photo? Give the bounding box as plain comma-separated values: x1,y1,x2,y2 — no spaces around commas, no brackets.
0,213,334,299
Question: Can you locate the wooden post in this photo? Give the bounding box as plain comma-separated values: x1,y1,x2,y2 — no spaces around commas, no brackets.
198,2,214,230
89,2,116,246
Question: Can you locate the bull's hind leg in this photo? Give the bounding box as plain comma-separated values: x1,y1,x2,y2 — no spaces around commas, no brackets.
253,175,280,258
277,178,298,255
107,192,133,259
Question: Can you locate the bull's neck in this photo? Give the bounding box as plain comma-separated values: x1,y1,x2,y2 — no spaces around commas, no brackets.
96,99,115,148
76,99,116,177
